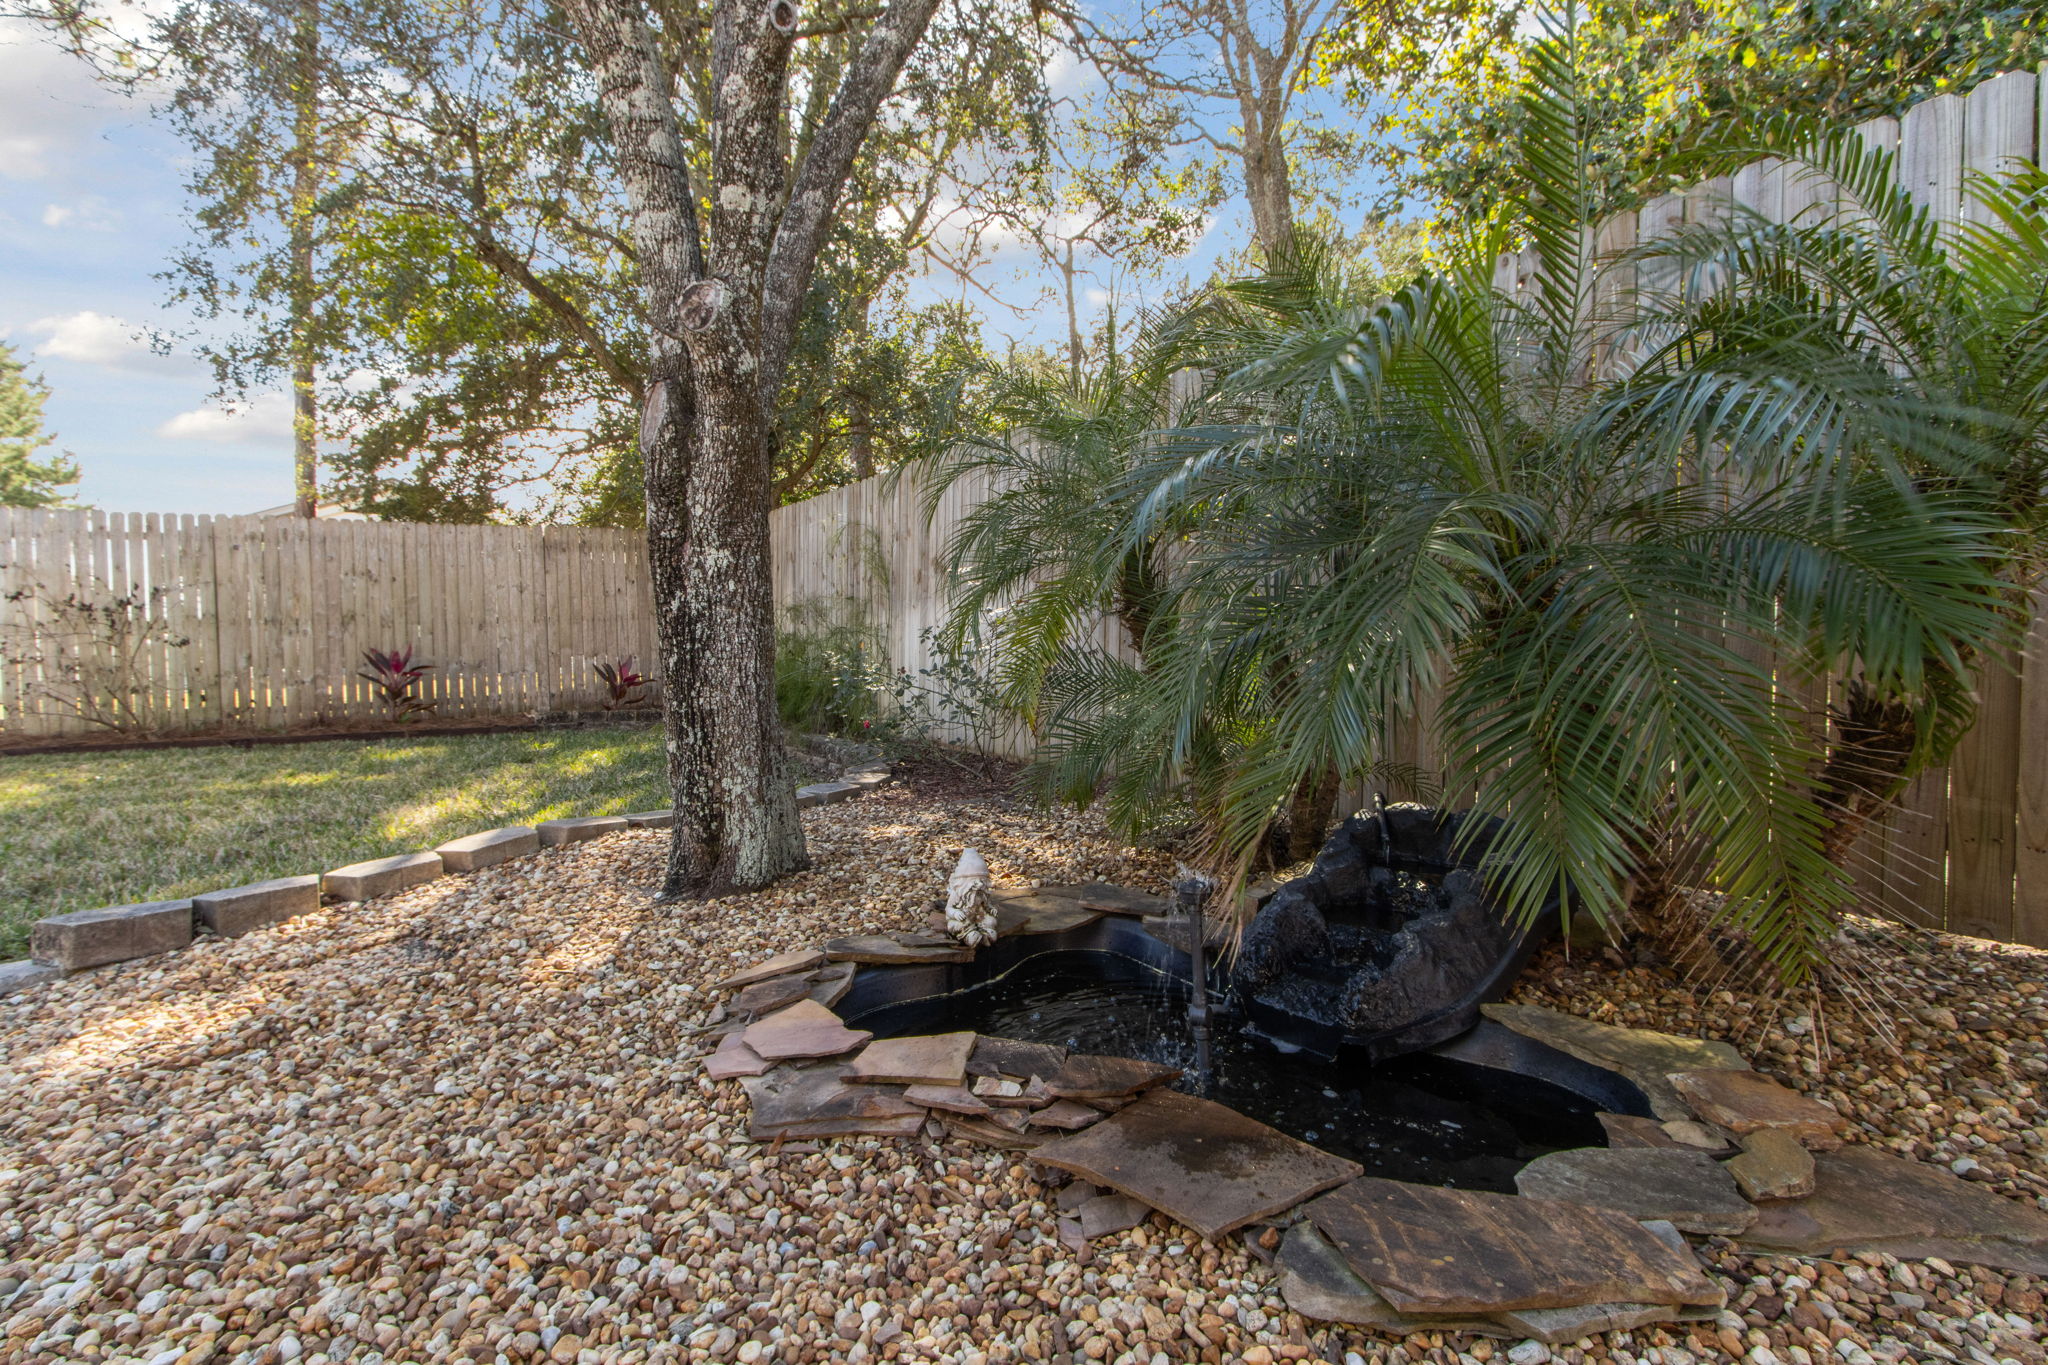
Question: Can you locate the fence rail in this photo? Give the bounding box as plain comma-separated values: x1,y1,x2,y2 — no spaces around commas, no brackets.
0,508,660,736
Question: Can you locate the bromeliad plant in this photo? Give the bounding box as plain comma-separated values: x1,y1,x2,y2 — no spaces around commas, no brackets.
592,656,652,712
989,8,2019,984
358,646,437,722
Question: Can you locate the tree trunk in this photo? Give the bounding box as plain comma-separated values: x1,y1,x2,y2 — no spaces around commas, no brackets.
288,0,321,518
641,371,810,896
1283,761,1340,864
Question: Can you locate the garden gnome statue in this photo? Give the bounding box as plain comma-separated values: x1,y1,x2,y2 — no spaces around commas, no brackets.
946,847,996,947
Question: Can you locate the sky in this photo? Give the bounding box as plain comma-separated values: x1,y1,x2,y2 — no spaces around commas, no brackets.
0,11,1384,519
1,17,301,516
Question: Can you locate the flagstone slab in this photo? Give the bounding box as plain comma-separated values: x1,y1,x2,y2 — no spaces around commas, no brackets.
742,1059,920,1138
718,947,826,990
846,1032,976,1085
945,1117,1050,1150
968,1036,1068,1080
903,1083,994,1117
732,973,817,1016
1304,1178,1726,1314
741,999,872,1061
1077,1193,1154,1239
808,961,855,1008
1276,1224,1510,1337
1741,1146,2048,1274
1491,1300,1717,1345
1483,1003,1749,1121
1667,1069,1849,1149
705,1032,772,1080
1598,1113,1685,1149
824,934,975,965
1067,882,1169,917
1043,1053,1182,1100
994,896,1104,938
1726,1129,1816,1201
770,1114,928,1139
1515,1148,1756,1235
1033,1089,1363,1240
1027,1099,1105,1130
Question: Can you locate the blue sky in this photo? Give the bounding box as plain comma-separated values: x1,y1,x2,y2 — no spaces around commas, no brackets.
2,18,299,515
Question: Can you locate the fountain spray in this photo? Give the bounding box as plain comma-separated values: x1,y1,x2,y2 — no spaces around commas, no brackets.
1174,872,1217,1089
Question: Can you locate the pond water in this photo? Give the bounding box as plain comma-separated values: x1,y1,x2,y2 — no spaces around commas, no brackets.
853,948,1611,1193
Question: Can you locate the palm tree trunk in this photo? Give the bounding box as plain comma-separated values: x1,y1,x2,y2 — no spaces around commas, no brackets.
1284,761,1341,863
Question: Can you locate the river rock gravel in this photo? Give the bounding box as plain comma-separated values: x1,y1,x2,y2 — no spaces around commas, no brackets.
0,771,2044,1365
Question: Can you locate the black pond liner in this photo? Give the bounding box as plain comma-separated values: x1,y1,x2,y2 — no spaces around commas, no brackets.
838,914,1653,1194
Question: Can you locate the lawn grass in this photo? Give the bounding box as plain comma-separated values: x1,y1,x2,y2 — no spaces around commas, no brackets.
0,725,680,961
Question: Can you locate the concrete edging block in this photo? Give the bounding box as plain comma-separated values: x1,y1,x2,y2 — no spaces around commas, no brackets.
31,899,195,971
193,875,322,937
0,958,64,990
624,810,674,829
537,816,629,847
323,851,444,902
436,826,540,872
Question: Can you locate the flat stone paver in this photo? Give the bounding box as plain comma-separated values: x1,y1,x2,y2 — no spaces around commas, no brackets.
192,875,321,937
1076,1193,1153,1239
1034,1089,1363,1240
1027,1099,1105,1130
1277,1224,1509,1336
32,900,194,970
1598,1113,1684,1149
1304,1178,1725,1314
824,934,973,965
945,1116,1049,1150
435,826,539,872
1043,1053,1181,1099
718,947,826,990
324,851,442,902
623,809,674,828
994,896,1104,938
732,974,815,1016
740,999,871,1061
845,1032,976,1085
743,1059,922,1138
1668,1068,1850,1149
808,962,856,1008
1727,1129,1816,1200
705,1032,772,1080
1743,1146,2048,1273
1515,1148,1756,1234
968,1036,1068,1080
536,816,628,847
902,1084,993,1117
1067,882,1168,917
1483,1003,1749,1121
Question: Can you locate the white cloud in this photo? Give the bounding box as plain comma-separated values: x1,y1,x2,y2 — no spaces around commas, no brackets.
28,310,165,370
156,392,292,445
41,195,117,230
0,19,140,181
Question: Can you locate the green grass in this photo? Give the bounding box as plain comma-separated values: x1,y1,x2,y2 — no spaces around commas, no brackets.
0,725,680,962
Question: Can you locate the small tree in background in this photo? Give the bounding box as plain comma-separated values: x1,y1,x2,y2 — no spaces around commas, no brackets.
0,343,81,509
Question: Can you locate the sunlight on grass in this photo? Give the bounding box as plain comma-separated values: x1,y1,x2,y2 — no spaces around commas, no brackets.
0,725,670,961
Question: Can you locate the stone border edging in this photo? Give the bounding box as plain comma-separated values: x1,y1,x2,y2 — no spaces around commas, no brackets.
0,758,895,993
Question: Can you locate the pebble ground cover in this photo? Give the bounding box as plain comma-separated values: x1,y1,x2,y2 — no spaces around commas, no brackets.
1,765,2044,1365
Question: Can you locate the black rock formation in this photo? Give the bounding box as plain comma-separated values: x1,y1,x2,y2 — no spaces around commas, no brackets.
1232,805,1555,1059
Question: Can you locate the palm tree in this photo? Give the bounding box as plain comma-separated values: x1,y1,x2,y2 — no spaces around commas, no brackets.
1620,131,2048,865
1012,10,2016,982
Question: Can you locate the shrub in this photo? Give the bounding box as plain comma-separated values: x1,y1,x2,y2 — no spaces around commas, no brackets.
592,655,651,711
358,646,437,722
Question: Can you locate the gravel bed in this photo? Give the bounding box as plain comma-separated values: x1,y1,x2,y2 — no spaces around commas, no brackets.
0,773,2044,1365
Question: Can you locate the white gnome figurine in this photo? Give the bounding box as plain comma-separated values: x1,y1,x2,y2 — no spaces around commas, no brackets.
945,847,996,948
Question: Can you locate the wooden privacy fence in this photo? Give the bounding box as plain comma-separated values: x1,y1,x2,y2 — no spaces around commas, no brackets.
768,67,2048,947
0,508,659,736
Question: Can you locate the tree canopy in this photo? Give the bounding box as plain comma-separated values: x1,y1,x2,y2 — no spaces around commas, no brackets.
0,344,81,510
